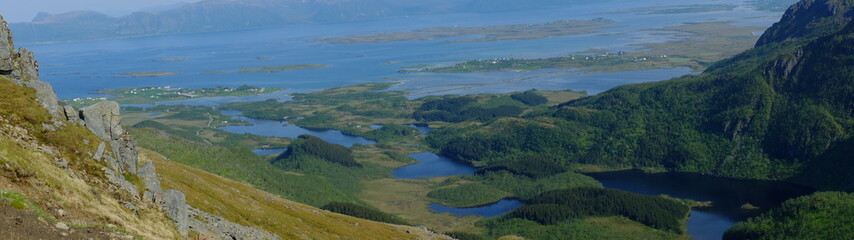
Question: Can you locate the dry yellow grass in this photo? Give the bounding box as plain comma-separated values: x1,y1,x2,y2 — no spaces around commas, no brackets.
147,149,450,240
360,178,483,234
0,136,181,239
0,75,181,239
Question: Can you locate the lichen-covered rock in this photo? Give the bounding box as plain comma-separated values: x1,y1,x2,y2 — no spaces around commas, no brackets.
13,48,39,82
138,162,161,203
81,101,124,141
0,15,12,72
111,136,139,174
62,105,81,123
103,167,139,199
81,101,139,174
162,190,189,238
22,77,62,118
94,142,106,161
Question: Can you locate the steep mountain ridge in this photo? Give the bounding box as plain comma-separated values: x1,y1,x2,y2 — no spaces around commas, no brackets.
755,0,853,46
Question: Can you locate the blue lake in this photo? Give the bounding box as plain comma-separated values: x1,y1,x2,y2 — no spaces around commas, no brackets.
252,148,288,156
392,152,476,179
430,199,525,218
389,152,524,217
218,110,375,147
586,170,815,240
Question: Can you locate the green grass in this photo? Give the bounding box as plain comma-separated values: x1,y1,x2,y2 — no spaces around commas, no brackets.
0,190,56,222
129,128,358,206
428,183,511,208
481,217,686,240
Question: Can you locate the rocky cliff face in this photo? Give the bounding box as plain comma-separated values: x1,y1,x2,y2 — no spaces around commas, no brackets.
0,13,297,239
756,0,853,46
0,14,194,238
0,15,12,73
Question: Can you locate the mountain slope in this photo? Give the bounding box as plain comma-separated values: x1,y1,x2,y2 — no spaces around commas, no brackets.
723,191,854,240
148,149,448,240
427,0,854,190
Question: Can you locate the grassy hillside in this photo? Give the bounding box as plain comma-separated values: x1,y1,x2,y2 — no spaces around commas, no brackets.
0,75,181,239
146,149,448,240
130,128,359,207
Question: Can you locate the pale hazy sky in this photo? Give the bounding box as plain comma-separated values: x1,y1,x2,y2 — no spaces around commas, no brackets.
0,0,200,23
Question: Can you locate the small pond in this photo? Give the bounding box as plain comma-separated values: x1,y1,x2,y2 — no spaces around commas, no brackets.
218,110,375,147
430,199,525,218
252,148,288,156
391,152,476,179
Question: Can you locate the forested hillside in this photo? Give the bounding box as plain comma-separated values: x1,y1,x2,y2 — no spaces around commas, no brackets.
724,192,853,240
427,0,854,190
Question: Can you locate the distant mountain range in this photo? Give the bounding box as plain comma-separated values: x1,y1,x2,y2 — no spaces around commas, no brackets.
9,0,601,43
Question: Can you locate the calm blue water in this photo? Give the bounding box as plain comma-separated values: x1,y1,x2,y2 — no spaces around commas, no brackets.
430,199,525,218
586,170,815,240
218,110,375,147
390,152,522,217
252,148,288,156
391,152,476,179
20,0,782,100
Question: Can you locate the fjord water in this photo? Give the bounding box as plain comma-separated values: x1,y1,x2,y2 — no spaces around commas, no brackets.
23,0,783,99
586,170,815,240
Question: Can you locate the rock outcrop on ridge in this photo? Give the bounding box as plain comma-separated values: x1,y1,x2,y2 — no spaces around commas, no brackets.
0,13,194,237
0,13,288,239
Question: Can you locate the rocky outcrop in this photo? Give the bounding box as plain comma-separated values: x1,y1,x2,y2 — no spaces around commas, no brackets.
756,0,854,46
138,162,161,203
80,101,140,174
188,207,280,240
62,105,81,124
80,101,125,141
103,167,139,199
0,15,12,72
162,190,189,238
0,16,63,118
0,12,192,238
